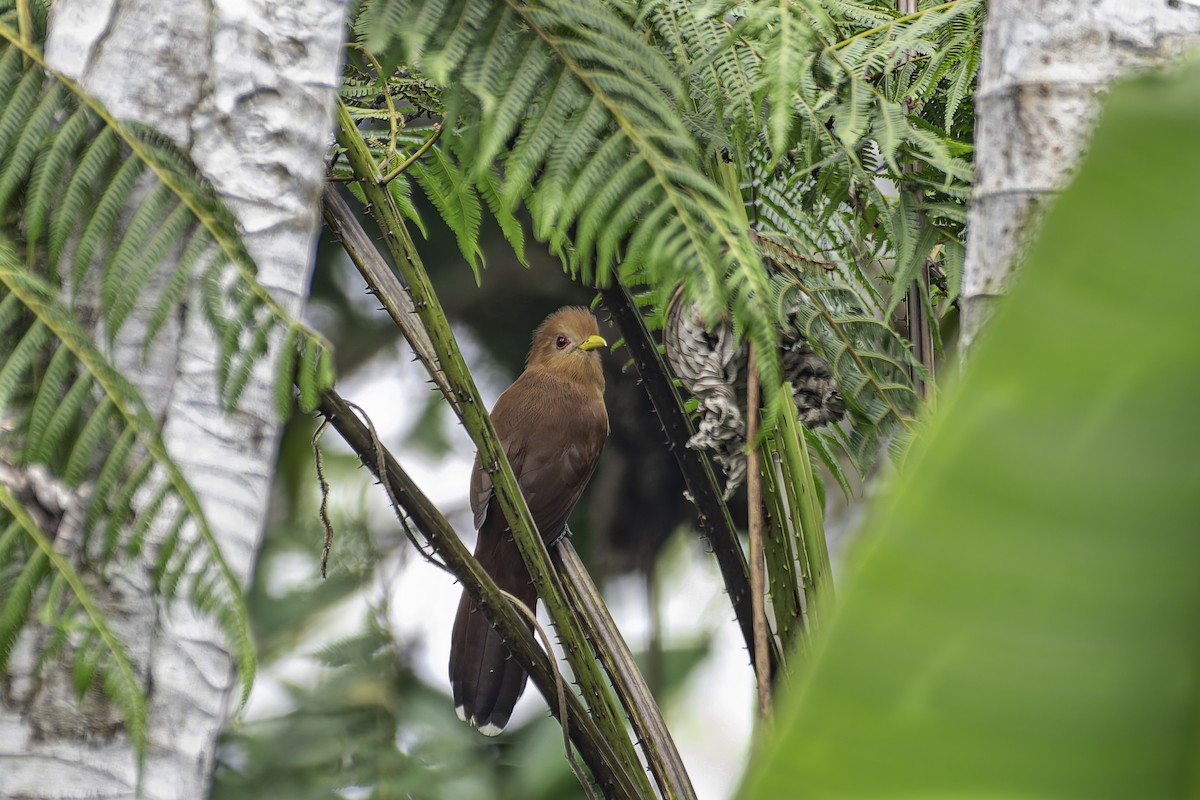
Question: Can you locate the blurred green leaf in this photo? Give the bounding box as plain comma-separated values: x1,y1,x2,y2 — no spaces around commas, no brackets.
646,638,712,699
742,60,1200,798
404,391,453,458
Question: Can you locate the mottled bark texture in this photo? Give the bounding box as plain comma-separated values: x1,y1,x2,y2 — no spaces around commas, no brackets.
963,0,1200,347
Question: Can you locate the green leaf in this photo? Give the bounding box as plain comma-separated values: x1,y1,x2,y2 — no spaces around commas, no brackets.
831,70,870,147
872,97,907,173
0,548,49,676
296,335,321,413
411,147,484,282
742,60,1200,799
274,324,299,419
23,342,75,462
0,318,49,410
0,483,148,756
475,164,528,268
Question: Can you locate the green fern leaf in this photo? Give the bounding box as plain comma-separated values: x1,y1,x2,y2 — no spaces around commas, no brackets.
296,335,321,413
411,147,484,282
475,165,528,268
0,251,257,703
142,229,210,352
70,157,146,287
0,517,21,563
0,82,63,211
48,127,119,271
0,318,49,410
23,343,75,462
385,173,427,239
82,425,136,533
23,107,91,255
224,319,273,411
274,324,299,418
873,98,908,173
71,631,103,698
0,67,43,164
0,547,49,676
103,458,153,560
832,73,871,147
126,482,171,561
62,396,114,486
0,43,23,107
98,186,174,333
0,483,148,756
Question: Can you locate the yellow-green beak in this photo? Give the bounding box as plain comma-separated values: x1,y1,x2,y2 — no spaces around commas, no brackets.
578,334,607,352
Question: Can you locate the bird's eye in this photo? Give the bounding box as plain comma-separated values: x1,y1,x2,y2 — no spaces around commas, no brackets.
555,335,569,350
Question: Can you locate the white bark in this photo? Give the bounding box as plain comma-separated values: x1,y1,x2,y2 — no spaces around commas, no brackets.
962,0,1200,347
0,1,344,797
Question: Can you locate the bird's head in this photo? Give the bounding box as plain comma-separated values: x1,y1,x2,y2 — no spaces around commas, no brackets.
526,306,607,388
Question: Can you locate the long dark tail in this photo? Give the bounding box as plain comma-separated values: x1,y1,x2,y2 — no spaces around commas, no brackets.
448,527,536,735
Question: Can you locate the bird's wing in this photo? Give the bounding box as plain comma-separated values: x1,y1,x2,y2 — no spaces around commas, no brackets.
469,371,607,542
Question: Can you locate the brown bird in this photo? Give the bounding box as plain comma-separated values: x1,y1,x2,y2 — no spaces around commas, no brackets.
450,306,609,735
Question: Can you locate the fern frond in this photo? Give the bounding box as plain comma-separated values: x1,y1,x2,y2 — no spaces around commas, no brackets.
48,127,120,271
410,147,484,280
762,245,921,471
0,82,63,210
475,164,528,268
23,107,91,254
0,24,334,416
0,248,258,707
0,317,49,408
0,483,148,756
25,349,87,465
0,546,47,675
346,0,980,472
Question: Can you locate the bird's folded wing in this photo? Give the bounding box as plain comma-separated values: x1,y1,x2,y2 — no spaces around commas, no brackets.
469,373,606,543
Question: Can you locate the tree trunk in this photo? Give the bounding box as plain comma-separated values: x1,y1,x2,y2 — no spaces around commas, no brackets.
0,1,344,797
962,0,1200,347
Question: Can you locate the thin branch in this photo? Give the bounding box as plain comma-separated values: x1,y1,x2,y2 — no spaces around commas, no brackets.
746,346,772,721
380,122,443,184
312,417,335,578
